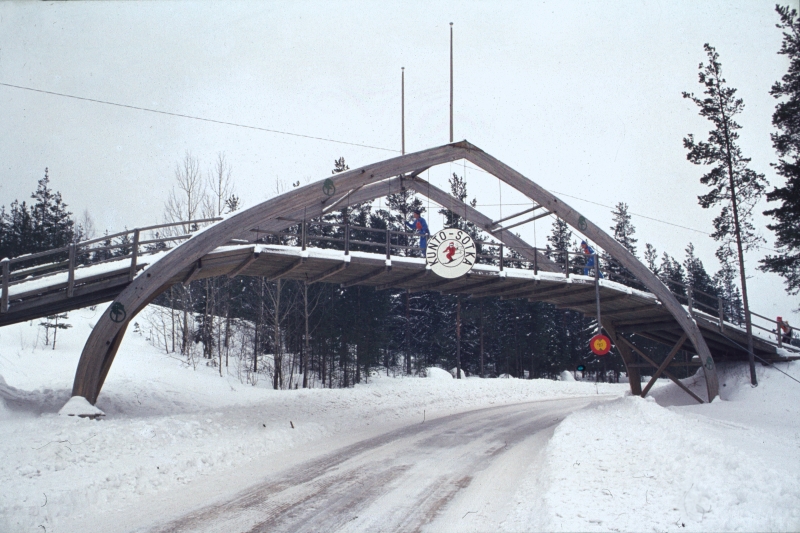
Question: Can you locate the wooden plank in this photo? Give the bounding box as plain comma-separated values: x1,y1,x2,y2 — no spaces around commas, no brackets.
267,258,305,281
601,304,662,318
641,334,689,397
464,144,718,402
128,229,140,281
67,244,76,297
525,284,594,302
226,252,260,278
474,280,534,298
4,272,132,316
182,260,203,286
1,258,10,313
489,205,540,227
616,320,683,333
602,320,641,395
556,292,628,309
410,277,462,293
617,336,704,404
307,262,348,284
445,276,503,295
375,269,429,290
627,362,701,368
341,267,387,288
408,175,560,273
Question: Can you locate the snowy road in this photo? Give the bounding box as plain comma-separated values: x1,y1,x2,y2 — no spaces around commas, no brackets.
143,397,595,533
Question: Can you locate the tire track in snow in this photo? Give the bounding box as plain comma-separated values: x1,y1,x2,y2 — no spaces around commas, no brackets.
147,398,593,533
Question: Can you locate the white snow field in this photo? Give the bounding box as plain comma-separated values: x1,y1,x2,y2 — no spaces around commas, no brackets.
0,304,798,532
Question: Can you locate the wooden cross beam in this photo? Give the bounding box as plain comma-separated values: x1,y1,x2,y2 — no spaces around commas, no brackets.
601,304,662,319
556,292,629,309
617,336,704,403
640,334,689,397
525,284,594,302
226,251,259,278
446,276,503,295
182,260,203,286
476,281,533,298
267,258,305,281
375,269,429,290
306,262,347,284
616,320,682,333
341,267,388,288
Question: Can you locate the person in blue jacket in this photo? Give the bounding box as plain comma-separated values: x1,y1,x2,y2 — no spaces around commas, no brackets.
406,210,429,254
581,240,603,278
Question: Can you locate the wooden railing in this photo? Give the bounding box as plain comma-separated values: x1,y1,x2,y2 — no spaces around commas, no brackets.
0,217,221,313
1,216,795,352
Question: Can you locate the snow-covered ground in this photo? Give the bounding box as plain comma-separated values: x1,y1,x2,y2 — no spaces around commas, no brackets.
1,304,799,532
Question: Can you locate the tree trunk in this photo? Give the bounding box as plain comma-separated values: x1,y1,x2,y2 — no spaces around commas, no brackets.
303,283,309,388
405,289,411,375
456,295,462,379
479,301,484,378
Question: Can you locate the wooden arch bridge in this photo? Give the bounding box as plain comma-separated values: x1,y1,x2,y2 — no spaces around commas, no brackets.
1,141,796,409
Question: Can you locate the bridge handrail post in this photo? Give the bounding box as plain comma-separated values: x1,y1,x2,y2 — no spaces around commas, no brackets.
67,243,76,298
564,250,569,278
301,221,307,251
1,258,9,313
499,243,504,271
686,284,694,316
344,224,350,256
717,297,725,331
129,229,140,281
533,247,538,275
777,316,783,348
385,227,391,260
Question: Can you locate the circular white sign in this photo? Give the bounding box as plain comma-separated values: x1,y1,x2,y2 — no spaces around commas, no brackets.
426,228,477,279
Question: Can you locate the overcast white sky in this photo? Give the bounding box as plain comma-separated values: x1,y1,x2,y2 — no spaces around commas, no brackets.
1,0,796,322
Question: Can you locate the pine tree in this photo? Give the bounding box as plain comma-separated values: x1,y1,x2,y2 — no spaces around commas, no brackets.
605,202,638,283
659,252,687,297
30,168,74,253
644,243,660,275
547,218,574,272
683,43,767,384
683,243,719,312
714,245,745,324
39,313,72,349
761,6,800,299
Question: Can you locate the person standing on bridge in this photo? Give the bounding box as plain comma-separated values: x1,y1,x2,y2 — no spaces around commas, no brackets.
580,240,603,278
406,210,429,255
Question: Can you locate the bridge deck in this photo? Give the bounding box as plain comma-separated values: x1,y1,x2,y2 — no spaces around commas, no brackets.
2,244,795,365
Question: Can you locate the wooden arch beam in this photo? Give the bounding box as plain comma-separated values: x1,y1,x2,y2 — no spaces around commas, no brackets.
72,144,469,404
69,140,716,406
460,141,719,401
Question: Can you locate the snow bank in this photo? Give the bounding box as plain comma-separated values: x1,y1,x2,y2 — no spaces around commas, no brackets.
559,370,575,382
0,303,625,533
426,367,452,380
504,362,800,532
58,396,105,417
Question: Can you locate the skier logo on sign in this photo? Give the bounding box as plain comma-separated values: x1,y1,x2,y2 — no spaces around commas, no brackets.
445,242,457,262
426,228,476,279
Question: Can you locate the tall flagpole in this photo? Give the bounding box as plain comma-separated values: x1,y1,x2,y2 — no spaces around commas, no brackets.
449,22,454,143
401,67,405,155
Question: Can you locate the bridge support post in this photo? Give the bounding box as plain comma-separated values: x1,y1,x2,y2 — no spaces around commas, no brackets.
1,258,9,313
67,244,76,298
602,320,641,395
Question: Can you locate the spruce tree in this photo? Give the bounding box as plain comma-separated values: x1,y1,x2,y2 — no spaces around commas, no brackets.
683,43,767,384
606,202,638,283
761,6,800,299
683,243,719,311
